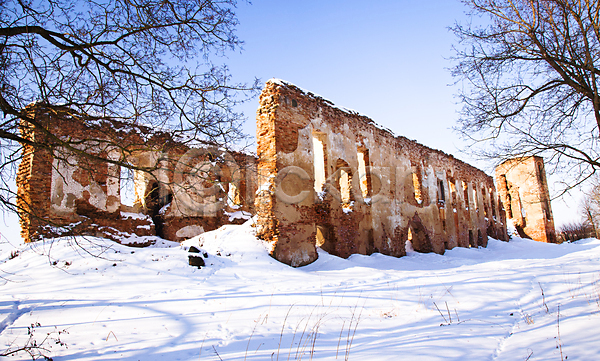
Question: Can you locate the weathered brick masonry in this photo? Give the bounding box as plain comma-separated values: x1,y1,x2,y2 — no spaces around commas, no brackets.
21,81,557,267
495,157,556,243
255,80,508,266
18,105,257,244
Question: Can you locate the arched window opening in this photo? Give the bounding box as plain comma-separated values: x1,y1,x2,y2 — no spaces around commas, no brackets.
316,224,334,254
407,221,433,253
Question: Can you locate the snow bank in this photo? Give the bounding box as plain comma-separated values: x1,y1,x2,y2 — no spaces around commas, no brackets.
1,223,600,360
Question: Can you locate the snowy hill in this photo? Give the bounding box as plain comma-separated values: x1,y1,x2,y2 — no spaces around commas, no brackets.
1,221,599,360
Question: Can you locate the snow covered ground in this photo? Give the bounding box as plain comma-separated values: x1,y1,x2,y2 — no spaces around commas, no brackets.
1,221,599,360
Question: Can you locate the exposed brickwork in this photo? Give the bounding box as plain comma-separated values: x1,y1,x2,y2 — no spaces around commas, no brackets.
17,119,53,242
21,82,555,268
255,80,508,267
495,157,556,243
18,105,257,244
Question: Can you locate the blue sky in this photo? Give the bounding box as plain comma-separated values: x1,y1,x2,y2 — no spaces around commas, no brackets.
0,1,578,243
225,0,578,224
227,0,469,159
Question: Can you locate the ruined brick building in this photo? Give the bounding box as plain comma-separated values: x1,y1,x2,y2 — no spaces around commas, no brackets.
17,79,555,266
496,157,556,243
254,80,508,266
17,106,257,245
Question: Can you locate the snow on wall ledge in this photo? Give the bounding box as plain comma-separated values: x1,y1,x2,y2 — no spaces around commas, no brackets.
255,79,509,267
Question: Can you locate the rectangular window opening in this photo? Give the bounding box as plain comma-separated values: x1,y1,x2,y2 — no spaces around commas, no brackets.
462,181,469,209
438,179,445,205
120,165,136,207
506,191,514,218
340,169,351,204
482,187,489,217
472,184,478,212
312,133,327,194
448,179,457,199
413,172,423,205
357,148,371,200
490,190,497,219
537,162,545,185
227,183,242,208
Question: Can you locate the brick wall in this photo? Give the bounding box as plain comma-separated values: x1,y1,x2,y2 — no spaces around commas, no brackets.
17,105,257,244
255,80,508,267
495,157,556,243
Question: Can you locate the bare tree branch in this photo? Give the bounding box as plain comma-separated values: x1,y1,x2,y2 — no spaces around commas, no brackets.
0,0,259,219
452,0,600,194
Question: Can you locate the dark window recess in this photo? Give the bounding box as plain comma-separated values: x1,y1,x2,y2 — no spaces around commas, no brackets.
463,181,469,208
147,182,172,238
292,99,298,107
537,163,544,184
506,192,513,218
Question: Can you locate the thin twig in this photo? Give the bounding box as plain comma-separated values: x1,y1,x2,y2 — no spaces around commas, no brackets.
336,321,345,359
198,332,207,360
244,316,260,361
557,304,564,361
433,302,448,324
345,304,363,361
212,345,223,361
539,282,549,313
105,331,118,341
277,304,294,361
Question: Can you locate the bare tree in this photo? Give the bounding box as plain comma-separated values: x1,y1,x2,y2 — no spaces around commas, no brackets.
557,221,593,242
452,0,600,192
0,0,258,218
580,197,598,236
580,177,600,237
